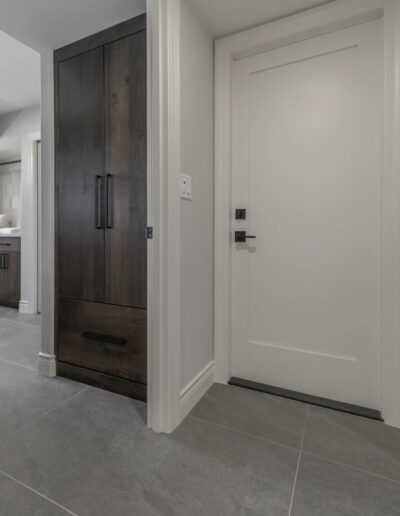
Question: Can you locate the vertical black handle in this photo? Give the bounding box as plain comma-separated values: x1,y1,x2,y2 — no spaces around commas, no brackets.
106,174,113,229
4,254,8,270
0,254,3,269
96,175,105,229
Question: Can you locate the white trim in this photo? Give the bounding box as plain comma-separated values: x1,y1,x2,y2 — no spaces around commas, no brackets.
215,0,400,427
381,0,400,428
38,352,56,377
146,0,182,433
180,361,215,420
18,300,30,314
20,131,41,315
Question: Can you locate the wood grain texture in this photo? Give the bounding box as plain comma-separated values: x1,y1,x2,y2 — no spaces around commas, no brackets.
58,297,147,384
58,48,105,303
57,361,147,401
104,30,147,308
54,14,146,63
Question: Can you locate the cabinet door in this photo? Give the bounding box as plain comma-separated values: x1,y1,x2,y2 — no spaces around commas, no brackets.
0,252,21,307
104,31,147,308
58,48,105,303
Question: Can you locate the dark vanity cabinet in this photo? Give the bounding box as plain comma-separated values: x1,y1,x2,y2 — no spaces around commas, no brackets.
55,15,147,400
0,237,21,308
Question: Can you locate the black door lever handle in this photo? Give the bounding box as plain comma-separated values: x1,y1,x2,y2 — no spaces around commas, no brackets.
235,231,256,243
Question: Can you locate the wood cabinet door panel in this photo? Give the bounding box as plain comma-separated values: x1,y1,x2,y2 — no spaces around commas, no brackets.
57,48,105,303
104,31,147,308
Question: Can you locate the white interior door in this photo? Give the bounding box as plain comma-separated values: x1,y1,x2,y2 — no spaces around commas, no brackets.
231,19,383,410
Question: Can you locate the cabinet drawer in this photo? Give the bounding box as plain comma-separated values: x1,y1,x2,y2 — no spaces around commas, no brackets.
0,238,20,252
58,298,146,384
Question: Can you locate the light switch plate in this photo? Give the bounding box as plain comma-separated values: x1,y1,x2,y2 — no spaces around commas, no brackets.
180,174,192,200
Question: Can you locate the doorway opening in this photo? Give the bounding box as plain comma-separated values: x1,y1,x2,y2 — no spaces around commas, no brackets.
0,30,41,373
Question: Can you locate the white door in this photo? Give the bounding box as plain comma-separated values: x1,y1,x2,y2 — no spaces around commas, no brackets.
231,20,383,410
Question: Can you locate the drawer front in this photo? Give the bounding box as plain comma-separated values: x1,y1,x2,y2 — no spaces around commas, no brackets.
58,298,146,384
0,238,20,252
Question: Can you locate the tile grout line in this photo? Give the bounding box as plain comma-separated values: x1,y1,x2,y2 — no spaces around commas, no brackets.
191,408,400,487
0,316,41,329
187,414,301,454
0,469,79,516
288,405,309,516
302,450,400,486
0,357,37,371
0,386,91,445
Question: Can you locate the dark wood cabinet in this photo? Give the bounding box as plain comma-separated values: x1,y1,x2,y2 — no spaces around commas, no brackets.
55,15,147,400
0,238,21,308
58,48,105,303
104,31,147,309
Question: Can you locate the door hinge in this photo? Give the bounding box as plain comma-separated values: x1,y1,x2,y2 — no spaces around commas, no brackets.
146,227,153,239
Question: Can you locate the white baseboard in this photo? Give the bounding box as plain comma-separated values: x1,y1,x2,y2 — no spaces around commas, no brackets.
180,361,215,421
19,300,37,315
38,352,57,377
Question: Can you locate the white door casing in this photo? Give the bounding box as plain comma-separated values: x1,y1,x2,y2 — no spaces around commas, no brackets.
231,20,382,409
215,0,400,427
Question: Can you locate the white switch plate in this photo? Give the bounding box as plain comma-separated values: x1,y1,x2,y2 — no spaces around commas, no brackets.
180,174,192,200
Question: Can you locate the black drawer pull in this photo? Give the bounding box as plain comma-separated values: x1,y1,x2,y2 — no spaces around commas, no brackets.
81,332,127,346
0,243,11,246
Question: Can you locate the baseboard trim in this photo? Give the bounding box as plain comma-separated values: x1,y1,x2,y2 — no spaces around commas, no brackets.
38,352,57,377
19,300,36,315
180,361,215,421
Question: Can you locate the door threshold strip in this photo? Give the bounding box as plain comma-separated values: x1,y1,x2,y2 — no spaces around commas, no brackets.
228,377,383,422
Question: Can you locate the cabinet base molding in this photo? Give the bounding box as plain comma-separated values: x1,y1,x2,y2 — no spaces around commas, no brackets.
57,361,147,401
38,352,57,377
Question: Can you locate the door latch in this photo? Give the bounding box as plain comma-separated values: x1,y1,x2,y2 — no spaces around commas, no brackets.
235,231,256,243
146,227,153,239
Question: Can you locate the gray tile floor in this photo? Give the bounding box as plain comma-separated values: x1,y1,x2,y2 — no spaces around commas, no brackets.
0,307,400,515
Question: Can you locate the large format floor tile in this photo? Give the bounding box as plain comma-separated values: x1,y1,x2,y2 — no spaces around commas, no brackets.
0,319,40,369
0,360,87,440
0,472,71,516
0,309,41,327
0,387,298,516
303,405,400,481
291,454,400,516
191,383,307,448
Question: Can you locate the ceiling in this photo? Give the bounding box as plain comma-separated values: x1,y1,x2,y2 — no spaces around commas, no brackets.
0,0,146,52
189,0,335,37
0,31,40,116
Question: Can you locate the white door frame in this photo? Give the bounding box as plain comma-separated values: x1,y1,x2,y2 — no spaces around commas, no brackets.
146,0,182,433
20,131,41,315
214,0,400,428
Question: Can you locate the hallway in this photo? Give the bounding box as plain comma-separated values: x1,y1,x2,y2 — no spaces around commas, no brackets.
0,311,399,515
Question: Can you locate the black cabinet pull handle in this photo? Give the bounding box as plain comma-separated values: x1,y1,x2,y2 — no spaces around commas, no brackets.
0,243,11,246
0,255,4,269
4,254,8,270
81,332,127,346
106,174,113,229
96,176,105,229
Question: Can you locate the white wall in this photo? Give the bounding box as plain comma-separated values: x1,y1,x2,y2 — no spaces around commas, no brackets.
180,0,214,391
0,106,40,161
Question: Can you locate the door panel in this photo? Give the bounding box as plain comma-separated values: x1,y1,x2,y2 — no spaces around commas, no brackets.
58,48,105,302
104,31,147,308
231,21,383,409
